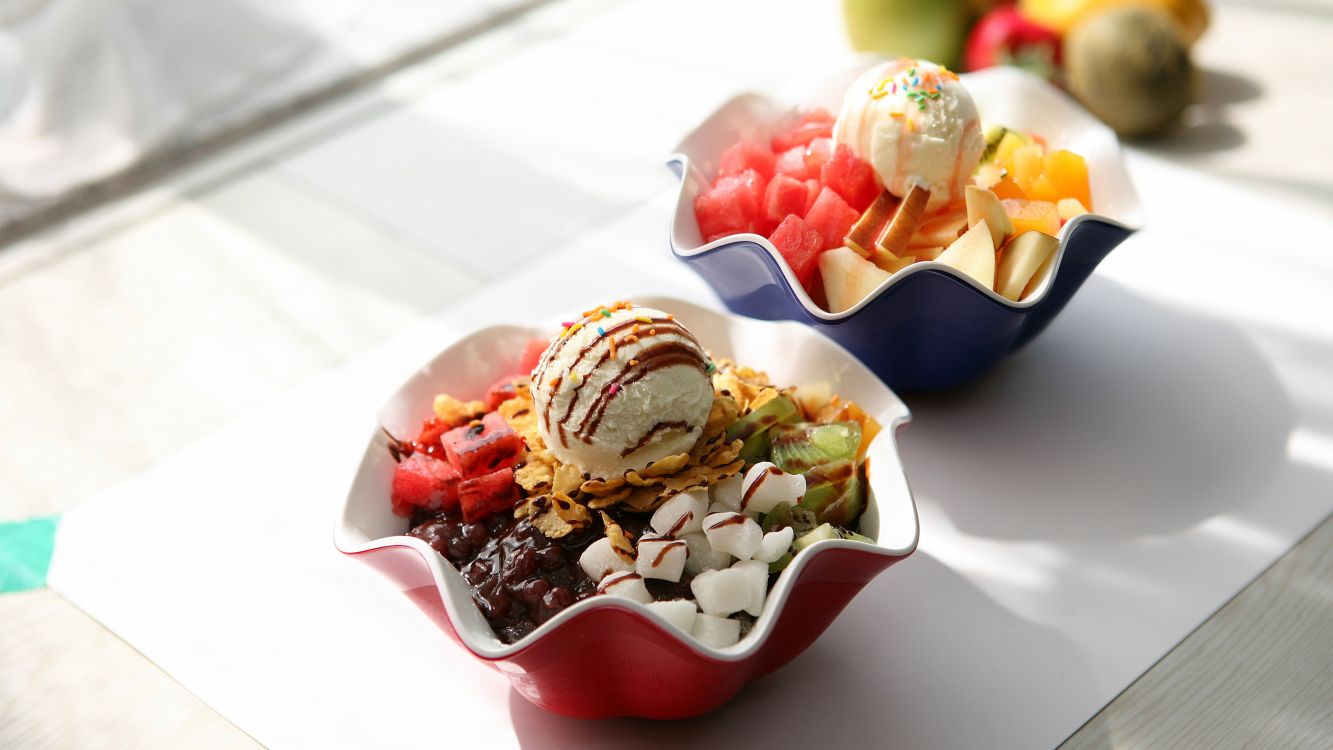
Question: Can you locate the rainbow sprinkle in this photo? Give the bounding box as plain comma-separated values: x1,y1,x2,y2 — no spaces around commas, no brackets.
629,359,639,367
635,315,652,324
608,384,620,395
601,309,612,318
597,326,605,336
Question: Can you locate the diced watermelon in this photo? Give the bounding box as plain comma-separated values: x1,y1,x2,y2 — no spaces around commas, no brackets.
774,146,809,180
519,337,548,373
768,215,824,290
763,174,811,225
442,411,525,478
803,137,835,176
458,467,520,522
804,187,860,250
771,109,835,152
693,169,766,241
484,375,526,411
804,179,821,215
718,140,775,180
391,453,461,517
821,144,881,212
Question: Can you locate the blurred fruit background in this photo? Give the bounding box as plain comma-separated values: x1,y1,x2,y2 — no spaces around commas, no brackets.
842,0,1208,138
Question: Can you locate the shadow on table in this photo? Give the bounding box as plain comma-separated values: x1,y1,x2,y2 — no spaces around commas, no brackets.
900,278,1295,542
507,553,1106,750
1131,67,1260,155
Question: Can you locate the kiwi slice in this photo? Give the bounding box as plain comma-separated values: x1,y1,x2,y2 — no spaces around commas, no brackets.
770,421,862,474
979,123,1008,163
725,394,800,464
760,502,793,533
793,523,840,553
799,460,867,528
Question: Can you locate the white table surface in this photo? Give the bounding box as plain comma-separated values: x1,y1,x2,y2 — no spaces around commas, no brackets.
2,0,1332,747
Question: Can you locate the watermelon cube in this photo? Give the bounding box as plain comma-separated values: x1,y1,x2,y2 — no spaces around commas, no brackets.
822,144,881,212
804,179,821,215
391,453,461,517
693,169,766,242
803,137,834,176
763,174,811,226
442,411,525,478
718,140,775,180
768,215,824,291
804,187,860,250
484,375,526,411
519,337,549,374
774,146,809,180
459,467,520,522
771,109,835,152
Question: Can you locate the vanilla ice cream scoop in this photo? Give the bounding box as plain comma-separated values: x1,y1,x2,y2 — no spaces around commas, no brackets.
530,303,714,478
833,59,984,210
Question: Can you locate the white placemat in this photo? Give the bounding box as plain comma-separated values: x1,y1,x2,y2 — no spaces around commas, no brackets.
48,155,1333,748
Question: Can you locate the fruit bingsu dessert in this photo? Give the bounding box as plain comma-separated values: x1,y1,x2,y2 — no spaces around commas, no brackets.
386,301,880,647
692,57,1096,313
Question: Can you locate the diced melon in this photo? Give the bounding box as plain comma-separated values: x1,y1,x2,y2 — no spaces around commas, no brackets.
991,130,1031,170
693,169,767,241
804,187,860,250
821,144,881,212
803,137,834,176
1010,143,1046,194
1001,199,1060,236
718,141,775,180
768,215,824,291
1044,149,1093,210
991,176,1027,200
763,173,811,225
1025,174,1062,203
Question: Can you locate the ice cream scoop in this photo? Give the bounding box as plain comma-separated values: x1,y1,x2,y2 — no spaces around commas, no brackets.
530,303,714,479
833,58,985,209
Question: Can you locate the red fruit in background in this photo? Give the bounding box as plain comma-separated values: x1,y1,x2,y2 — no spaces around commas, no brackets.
768,214,824,291
803,187,860,250
391,453,461,517
718,140,776,180
774,146,809,180
442,411,525,478
821,144,881,212
459,467,520,522
763,174,812,225
693,169,767,241
519,337,548,373
771,109,835,152
964,7,1061,77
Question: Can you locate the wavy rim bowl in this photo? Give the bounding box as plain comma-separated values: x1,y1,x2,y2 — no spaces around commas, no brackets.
334,296,919,662
667,65,1144,320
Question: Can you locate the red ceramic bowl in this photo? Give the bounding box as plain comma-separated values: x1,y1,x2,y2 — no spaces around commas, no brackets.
334,296,919,719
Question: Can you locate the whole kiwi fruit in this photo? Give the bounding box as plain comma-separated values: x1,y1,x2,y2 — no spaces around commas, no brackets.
1064,5,1195,137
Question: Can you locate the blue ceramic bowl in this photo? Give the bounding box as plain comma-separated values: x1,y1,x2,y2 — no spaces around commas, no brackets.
667,66,1144,392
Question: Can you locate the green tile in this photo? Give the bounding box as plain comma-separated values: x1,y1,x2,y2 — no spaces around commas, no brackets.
0,516,59,593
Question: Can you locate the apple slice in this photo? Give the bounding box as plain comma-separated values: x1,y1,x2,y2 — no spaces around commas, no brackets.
845,191,901,256
911,245,945,261
870,250,917,274
819,246,892,313
1057,197,1089,221
996,231,1059,301
874,185,929,257
934,220,995,290
1021,251,1057,301
966,185,1014,250
909,204,968,248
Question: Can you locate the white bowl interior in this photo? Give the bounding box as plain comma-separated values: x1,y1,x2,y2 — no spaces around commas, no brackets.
335,296,917,660
668,64,1143,317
